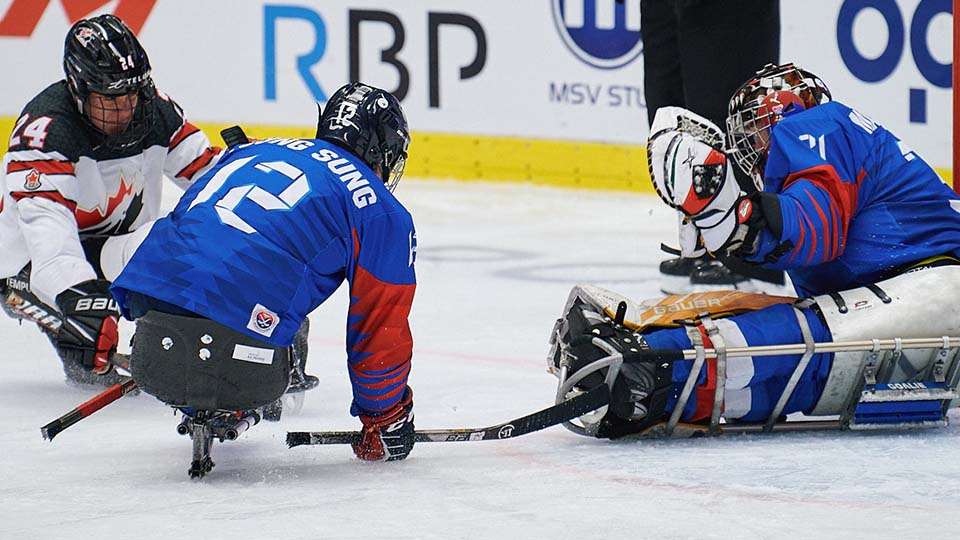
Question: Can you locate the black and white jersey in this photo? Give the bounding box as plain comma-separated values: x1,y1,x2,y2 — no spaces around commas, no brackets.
0,81,221,304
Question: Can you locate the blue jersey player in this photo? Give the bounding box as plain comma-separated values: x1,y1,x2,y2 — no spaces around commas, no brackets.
552,64,960,437
112,84,418,461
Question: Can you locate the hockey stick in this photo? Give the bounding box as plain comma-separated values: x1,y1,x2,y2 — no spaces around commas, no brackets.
286,383,611,447
41,377,138,441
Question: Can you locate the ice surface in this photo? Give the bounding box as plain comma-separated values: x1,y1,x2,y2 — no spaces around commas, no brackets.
2,180,958,539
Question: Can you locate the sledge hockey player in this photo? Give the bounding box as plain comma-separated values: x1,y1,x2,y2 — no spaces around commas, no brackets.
549,63,960,438
0,15,221,385
111,83,416,466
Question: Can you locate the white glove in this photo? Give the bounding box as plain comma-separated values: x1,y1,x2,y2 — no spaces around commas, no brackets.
677,213,704,259
647,107,744,254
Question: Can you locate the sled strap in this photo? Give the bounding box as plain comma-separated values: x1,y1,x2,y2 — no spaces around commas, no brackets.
764,307,816,432
702,315,726,435
666,323,706,436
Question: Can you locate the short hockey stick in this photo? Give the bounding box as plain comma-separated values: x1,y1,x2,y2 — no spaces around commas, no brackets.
286,383,610,447
41,374,138,441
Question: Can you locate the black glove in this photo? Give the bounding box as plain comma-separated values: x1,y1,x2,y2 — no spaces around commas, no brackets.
55,279,120,374
352,387,415,462
553,298,676,439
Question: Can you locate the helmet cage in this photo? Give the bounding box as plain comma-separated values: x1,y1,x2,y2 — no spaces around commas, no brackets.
725,63,831,188
63,14,155,150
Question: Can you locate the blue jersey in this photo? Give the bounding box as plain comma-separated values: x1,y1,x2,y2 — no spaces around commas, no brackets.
749,101,960,296
112,138,417,416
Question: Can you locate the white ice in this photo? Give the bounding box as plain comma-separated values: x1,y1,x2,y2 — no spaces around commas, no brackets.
2,180,958,540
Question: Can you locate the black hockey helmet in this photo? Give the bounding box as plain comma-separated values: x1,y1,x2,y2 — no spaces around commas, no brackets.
63,14,155,149
316,83,410,191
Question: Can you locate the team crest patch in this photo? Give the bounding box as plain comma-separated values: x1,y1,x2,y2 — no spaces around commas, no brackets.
75,27,95,46
247,303,280,338
23,169,41,191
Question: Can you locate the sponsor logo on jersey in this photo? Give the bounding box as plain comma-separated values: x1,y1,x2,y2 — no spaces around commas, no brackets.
247,303,280,338
23,169,41,191
550,0,643,69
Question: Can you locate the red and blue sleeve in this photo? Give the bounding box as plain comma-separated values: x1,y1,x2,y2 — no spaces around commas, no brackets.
345,211,417,417
750,126,860,269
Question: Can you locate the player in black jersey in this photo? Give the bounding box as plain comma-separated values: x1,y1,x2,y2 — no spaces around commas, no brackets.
0,14,222,385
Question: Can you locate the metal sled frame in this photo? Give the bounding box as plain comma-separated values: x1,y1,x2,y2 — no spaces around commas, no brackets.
553,334,960,438
176,409,261,478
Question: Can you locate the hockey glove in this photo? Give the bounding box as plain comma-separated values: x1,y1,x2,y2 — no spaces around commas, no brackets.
55,279,120,374
647,107,749,257
352,387,415,462
552,297,676,439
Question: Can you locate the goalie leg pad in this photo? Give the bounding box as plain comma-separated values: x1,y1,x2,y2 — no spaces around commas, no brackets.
810,265,960,415
131,310,291,411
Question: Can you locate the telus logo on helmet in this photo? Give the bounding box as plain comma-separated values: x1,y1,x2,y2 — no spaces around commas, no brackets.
550,0,643,69
0,0,156,37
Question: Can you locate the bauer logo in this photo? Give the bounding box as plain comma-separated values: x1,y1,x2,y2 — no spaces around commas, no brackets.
247,304,280,338
550,0,643,69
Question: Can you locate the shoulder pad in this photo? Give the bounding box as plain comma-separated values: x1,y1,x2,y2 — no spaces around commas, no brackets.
149,89,188,144
8,81,90,161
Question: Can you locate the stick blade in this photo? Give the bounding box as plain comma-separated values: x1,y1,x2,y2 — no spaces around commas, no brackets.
286,432,312,448
41,420,63,442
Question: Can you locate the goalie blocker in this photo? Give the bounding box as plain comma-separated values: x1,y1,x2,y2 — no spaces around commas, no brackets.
549,264,960,438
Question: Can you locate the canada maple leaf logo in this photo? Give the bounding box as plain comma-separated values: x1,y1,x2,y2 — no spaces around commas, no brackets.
75,175,135,229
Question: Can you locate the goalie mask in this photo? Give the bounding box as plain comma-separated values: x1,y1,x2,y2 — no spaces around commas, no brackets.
316,83,411,192
63,14,155,150
726,63,831,188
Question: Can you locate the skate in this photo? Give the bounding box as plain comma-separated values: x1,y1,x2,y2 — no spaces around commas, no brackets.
277,319,319,418
658,254,710,295
689,260,795,295
287,318,319,394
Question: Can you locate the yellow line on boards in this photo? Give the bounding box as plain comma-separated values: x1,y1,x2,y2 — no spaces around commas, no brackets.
0,116,952,190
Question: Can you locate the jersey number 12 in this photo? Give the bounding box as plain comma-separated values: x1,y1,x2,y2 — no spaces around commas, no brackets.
186,156,310,234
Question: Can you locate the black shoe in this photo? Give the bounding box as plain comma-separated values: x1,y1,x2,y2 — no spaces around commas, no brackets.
690,260,750,288
690,260,794,295
287,373,319,393
659,255,710,294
